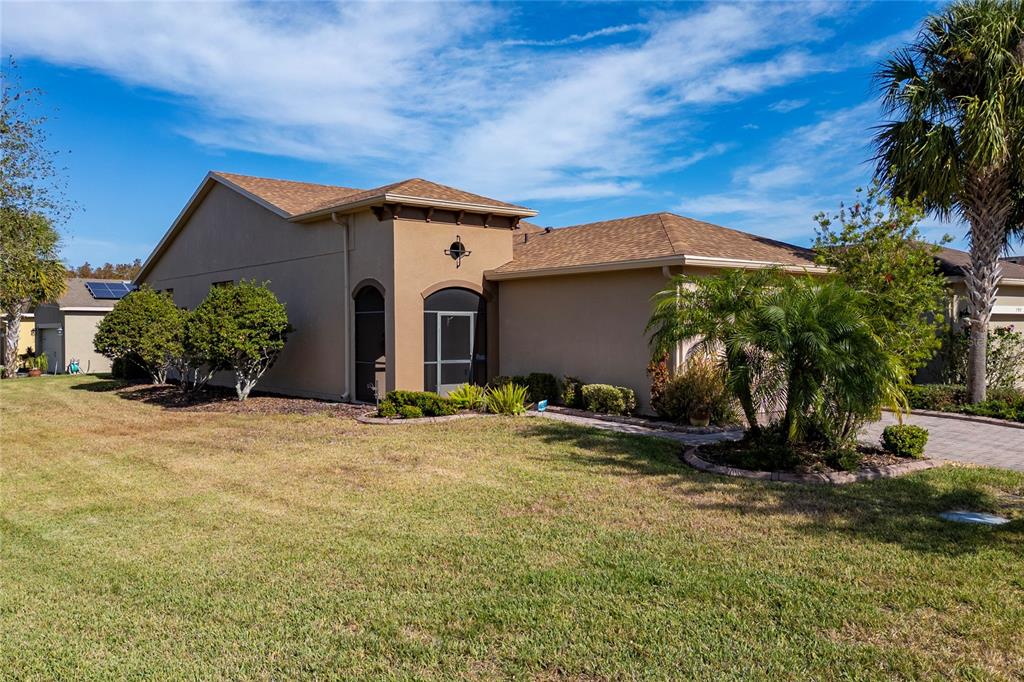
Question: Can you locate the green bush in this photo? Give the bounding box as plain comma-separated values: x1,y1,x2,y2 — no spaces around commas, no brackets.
398,405,424,419
881,424,929,459
447,383,486,411
826,448,864,472
905,384,967,411
485,382,529,415
523,373,559,403
657,357,738,425
93,286,184,384
581,384,635,416
111,353,150,381
561,376,585,408
385,390,457,417
377,400,398,419
960,399,1024,423
32,352,48,373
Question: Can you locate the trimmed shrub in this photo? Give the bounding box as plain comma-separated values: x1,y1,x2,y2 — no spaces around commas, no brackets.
93,286,184,384
447,383,486,411
826,447,864,472
960,398,1024,423
905,384,967,411
582,384,635,416
881,424,929,459
485,382,529,415
385,390,457,417
561,376,585,408
377,400,398,419
398,405,424,419
657,357,738,425
524,373,560,403
111,353,151,381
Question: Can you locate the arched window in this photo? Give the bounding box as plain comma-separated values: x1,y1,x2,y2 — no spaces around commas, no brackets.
423,288,486,394
354,286,385,402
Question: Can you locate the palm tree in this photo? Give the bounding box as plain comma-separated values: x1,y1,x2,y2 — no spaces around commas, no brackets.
647,267,782,434
873,0,1024,402
746,277,908,445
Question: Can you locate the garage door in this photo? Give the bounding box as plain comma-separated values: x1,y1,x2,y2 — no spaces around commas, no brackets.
38,328,62,374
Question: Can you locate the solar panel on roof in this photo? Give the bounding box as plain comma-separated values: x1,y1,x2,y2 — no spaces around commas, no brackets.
85,281,136,300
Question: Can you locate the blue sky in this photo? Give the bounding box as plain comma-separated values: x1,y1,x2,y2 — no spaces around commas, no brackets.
3,1,959,267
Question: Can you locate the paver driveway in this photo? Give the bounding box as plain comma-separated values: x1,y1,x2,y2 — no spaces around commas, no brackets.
861,412,1024,472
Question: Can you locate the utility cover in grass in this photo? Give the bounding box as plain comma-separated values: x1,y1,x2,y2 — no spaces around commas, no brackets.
939,510,1010,526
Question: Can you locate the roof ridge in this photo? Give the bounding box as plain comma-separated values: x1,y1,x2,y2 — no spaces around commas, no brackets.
213,171,359,192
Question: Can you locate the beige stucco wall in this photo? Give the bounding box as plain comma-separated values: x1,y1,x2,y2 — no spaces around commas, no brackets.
141,182,515,399
63,312,112,374
947,281,1024,329
497,267,671,414
389,218,512,391
143,183,351,399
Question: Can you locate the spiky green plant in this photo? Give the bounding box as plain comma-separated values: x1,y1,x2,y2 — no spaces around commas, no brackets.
447,383,486,411
485,382,530,416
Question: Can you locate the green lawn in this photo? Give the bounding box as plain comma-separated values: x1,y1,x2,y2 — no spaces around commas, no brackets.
2,375,1023,679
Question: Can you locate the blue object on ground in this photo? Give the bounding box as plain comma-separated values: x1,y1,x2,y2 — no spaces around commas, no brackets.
537,399,548,412
939,510,1010,526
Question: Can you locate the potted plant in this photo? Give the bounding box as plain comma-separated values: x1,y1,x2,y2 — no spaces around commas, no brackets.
688,404,711,427
27,353,47,377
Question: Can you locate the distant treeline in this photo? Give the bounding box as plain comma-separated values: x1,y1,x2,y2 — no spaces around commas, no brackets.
67,258,142,280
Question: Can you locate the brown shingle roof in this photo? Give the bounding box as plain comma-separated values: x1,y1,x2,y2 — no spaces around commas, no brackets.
936,246,1024,279
52,278,130,309
213,172,361,216
494,212,815,276
212,172,533,218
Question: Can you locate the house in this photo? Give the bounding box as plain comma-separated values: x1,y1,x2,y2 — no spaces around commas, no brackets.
34,278,131,374
1,308,35,359
136,172,822,412
934,246,1024,329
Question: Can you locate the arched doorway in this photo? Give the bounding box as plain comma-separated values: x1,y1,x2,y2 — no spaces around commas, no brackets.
423,288,486,395
354,286,386,402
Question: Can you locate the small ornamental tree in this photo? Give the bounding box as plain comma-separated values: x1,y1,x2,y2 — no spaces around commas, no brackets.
188,281,291,401
93,287,183,384
814,184,951,377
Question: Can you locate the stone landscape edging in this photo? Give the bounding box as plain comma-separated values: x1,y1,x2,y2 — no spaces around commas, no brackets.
544,405,740,434
892,408,1024,431
682,446,942,485
355,412,493,425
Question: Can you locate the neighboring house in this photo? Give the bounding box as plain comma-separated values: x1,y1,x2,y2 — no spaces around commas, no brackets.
34,278,131,374
1,309,36,359
137,172,823,412
934,246,1024,330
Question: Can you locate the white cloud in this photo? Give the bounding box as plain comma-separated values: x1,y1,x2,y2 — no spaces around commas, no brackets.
5,1,850,202
769,98,809,113
679,102,881,241
503,24,644,47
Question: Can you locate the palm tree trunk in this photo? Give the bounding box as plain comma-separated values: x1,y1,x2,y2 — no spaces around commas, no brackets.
2,302,26,379
962,168,1014,403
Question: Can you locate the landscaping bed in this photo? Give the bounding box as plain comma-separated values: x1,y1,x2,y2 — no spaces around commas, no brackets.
94,380,372,417
693,436,934,484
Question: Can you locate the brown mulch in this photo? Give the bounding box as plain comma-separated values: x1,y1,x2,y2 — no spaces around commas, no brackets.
102,382,374,417
700,439,912,475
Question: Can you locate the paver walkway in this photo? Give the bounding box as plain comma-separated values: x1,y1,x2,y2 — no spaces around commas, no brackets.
538,410,1024,473
861,412,1024,472
535,411,743,446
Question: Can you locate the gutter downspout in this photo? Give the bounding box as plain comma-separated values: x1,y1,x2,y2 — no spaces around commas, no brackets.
332,212,352,402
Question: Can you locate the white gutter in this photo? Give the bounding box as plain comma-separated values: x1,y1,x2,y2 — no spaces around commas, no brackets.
486,254,824,281
332,212,351,402
60,306,115,312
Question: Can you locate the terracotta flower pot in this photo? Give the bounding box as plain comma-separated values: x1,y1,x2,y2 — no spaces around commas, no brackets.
28,368,42,377
688,407,711,427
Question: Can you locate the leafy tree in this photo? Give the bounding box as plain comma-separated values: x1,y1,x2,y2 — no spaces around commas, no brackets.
1,61,71,378
648,267,783,435
93,287,184,384
0,210,66,377
68,259,143,280
813,185,951,376
873,0,1024,402
187,281,291,401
